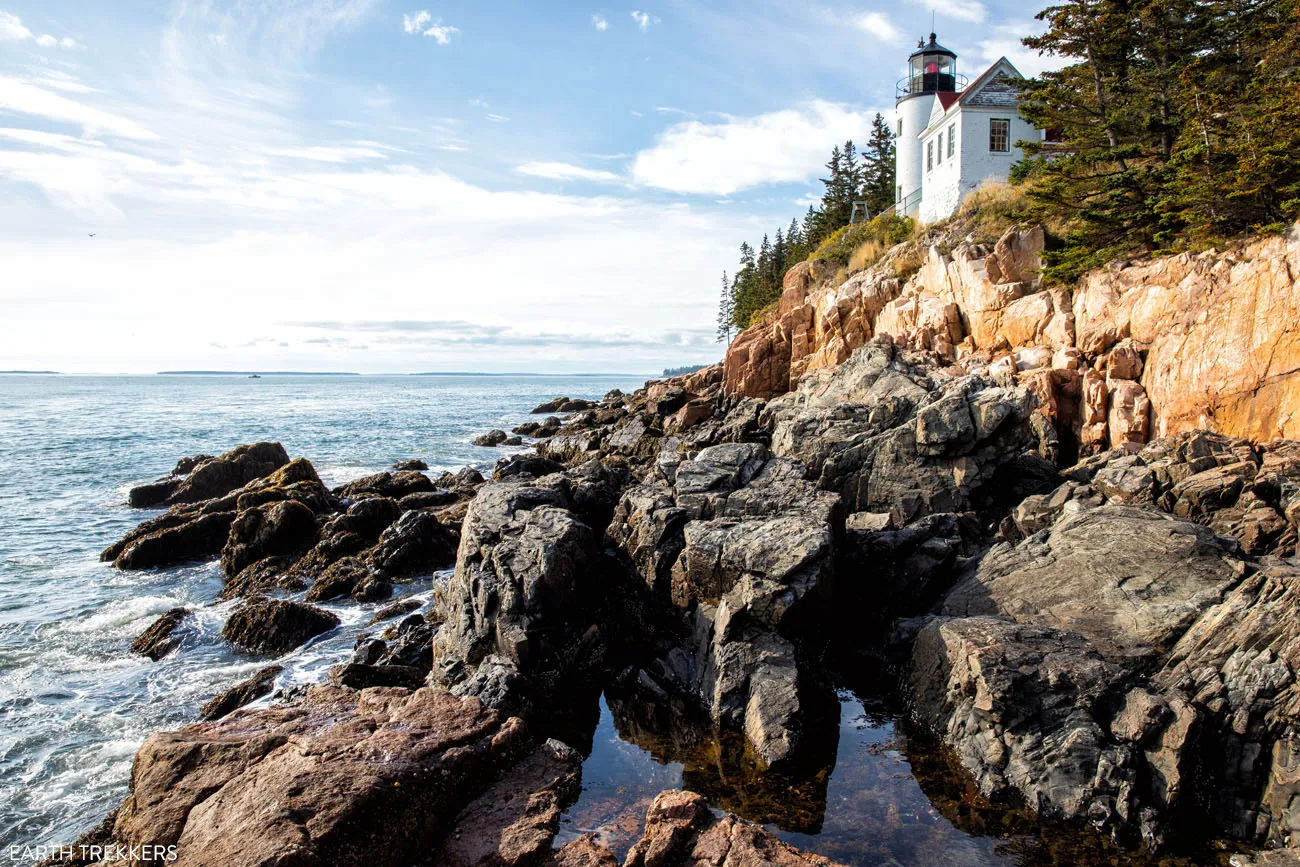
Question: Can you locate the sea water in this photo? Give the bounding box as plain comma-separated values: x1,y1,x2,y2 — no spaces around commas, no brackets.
0,374,1218,866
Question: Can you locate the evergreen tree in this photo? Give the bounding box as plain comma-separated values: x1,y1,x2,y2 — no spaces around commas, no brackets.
802,205,825,249
729,242,761,329
772,228,787,288
817,141,864,235
861,113,897,217
715,271,733,343
1165,0,1300,238
786,218,805,262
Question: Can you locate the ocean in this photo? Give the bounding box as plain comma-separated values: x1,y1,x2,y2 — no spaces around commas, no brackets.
0,373,1198,866
0,373,644,851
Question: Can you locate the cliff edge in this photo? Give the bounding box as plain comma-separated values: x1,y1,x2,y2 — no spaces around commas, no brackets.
725,220,1300,456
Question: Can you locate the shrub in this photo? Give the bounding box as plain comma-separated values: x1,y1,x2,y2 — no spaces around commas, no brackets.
808,214,914,271
748,299,780,328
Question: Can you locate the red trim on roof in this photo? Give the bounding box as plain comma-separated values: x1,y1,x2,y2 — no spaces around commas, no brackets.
936,91,963,110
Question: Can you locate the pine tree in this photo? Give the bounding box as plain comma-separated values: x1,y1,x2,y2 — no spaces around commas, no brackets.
861,113,897,218
802,205,825,249
1017,0,1186,277
715,271,733,343
786,218,804,262
772,228,787,289
817,142,864,234
730,242,761,329
1165,0,1300,238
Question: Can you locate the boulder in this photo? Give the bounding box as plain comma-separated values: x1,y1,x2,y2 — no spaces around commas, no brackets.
435,739,581,867
220,554,301,600
1154,562,1300,844
327,662,425,690
369,598,424,625
493,454,564,481
764,343,1049,524
531,397,596,414
622,790,844,867
364,509,458,579
940,504,1245,662
334,471,434,500
129,608,192,661
220,499,320,578
392,459,428,471
129,443,290,508
473,429,509,447
605,445,841,767
103,686,575,867
221,597,339,656
304,557,384,603
432,465,625,714
198,666,282,721
106,456,333,573
112,511,237,571
339,496,401,539
910,616,1170,839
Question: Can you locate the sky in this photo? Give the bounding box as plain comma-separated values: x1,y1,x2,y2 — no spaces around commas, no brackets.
0,0,1058,374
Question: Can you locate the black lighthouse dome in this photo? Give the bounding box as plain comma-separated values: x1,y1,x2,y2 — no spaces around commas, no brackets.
898,33,964,99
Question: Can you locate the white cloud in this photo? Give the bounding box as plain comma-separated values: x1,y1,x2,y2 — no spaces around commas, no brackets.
485,113,509,122
517,161,622,183
32,72,96,94
0,11,32,41
968,21,1072,78
0,78,158,140
591,14,608,31
262,145,389,163
0,10,75,47
851,12,900,42
630,10,659,32
402,9,458,43
631,99,877,196
0,0,744,374
402,9,431,33
934,0,987,23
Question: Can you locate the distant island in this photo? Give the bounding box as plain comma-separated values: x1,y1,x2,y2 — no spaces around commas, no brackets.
661,364,710,377
0,370,59,374
158,371,362,376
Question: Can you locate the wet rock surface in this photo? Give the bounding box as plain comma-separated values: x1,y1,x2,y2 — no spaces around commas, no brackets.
129,607,192,661
107,687,556,867
198,665,282,721
221,597,340,656
87,328,1300,865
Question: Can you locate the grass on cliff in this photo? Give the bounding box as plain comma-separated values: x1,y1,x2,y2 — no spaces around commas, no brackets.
748,299,780,328
808,214,914,271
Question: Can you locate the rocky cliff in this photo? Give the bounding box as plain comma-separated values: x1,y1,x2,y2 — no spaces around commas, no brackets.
725,221,1300,456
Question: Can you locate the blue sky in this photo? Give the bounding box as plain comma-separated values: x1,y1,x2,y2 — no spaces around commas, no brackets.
0,0,1054,373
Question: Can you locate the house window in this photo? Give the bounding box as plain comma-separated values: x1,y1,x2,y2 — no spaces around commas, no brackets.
948,123,956,157
990,118,1011,153
927,141,933,171
937,133,943,163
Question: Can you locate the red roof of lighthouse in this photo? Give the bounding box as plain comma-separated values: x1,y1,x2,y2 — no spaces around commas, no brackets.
936,91,963,111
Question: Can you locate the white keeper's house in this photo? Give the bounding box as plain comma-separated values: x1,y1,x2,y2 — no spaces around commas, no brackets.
893,34,1044,223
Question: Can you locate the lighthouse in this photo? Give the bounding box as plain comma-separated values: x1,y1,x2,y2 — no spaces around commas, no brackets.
894,34,963,217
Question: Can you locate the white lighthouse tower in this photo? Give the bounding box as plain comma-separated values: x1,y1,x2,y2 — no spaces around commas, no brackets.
894,34,964,217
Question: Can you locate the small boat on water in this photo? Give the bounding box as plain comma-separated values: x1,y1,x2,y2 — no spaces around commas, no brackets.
248,374,262,379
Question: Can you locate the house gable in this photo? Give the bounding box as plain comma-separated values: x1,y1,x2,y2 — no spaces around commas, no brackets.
960,57,1025,109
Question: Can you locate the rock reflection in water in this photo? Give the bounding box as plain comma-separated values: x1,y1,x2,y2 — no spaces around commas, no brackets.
605,682,837,834
562,686,1231,866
